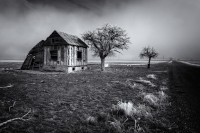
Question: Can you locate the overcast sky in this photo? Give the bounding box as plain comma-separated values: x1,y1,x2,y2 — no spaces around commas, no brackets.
0,0,200,60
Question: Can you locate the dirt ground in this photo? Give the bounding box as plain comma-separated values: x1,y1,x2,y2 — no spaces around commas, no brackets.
0,62,178,132
168,61,200,132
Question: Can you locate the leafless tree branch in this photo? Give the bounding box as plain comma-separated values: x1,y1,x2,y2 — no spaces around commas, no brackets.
139,46,159,68
82,23,130,71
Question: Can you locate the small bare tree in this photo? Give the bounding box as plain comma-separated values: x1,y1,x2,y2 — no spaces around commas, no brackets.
140,46,159,68
82,24,130,71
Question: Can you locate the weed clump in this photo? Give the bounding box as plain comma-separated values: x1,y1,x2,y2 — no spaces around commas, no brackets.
138,77,156,87
160,86,168,91
112,101,136,117
147,74,157,79
86,116,97,125
144,94,159,106
133,84,145,90
158,91,168,100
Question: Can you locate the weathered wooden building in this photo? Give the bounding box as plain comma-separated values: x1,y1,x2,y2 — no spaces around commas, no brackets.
21,30,88,72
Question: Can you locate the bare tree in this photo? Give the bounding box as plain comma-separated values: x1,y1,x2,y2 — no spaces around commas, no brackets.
139,46,159,68
82,24,130,71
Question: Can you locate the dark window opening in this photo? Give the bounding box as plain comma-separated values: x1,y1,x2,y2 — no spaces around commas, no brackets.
61,46,64,62
54,46,58,50
55,39,59,43
52,38,60,43
51,45,58,50
77,51,82,59
72,67,75,71
82,67,84,70
50,50,57,61
51,56,57,61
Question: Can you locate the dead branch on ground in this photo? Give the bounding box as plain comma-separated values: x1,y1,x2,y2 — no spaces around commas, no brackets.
0,84,14,89
9,101,16,112
0,109,31,127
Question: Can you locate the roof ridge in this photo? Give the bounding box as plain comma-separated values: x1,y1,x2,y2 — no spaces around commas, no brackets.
52,30,88,47
56,30,78,37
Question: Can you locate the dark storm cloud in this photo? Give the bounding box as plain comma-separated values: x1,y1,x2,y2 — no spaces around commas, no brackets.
0,0,135,60
0,0,200,60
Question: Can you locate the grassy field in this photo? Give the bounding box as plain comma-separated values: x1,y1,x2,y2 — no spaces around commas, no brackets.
0,62,172,132
0,62,22,70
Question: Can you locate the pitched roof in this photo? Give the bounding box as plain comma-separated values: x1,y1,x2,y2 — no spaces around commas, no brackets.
56,30,88,48
28,40,45,54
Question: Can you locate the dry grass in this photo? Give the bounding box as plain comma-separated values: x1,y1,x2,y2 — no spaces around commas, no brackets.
138,77,156,87
147,74,157,79
112,101,135,116
0,62,172,133
144,93,159,106
160,86,168,91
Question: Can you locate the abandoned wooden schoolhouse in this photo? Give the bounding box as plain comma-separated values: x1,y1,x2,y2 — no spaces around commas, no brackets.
21,30,88,72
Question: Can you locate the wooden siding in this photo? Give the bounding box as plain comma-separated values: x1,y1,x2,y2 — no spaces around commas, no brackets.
22,31,88,71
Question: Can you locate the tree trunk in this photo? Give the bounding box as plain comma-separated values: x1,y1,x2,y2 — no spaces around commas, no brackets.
101,58,105,71
148,57,151,68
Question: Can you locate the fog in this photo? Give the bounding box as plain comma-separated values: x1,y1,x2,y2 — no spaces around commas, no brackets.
1,0,200,60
